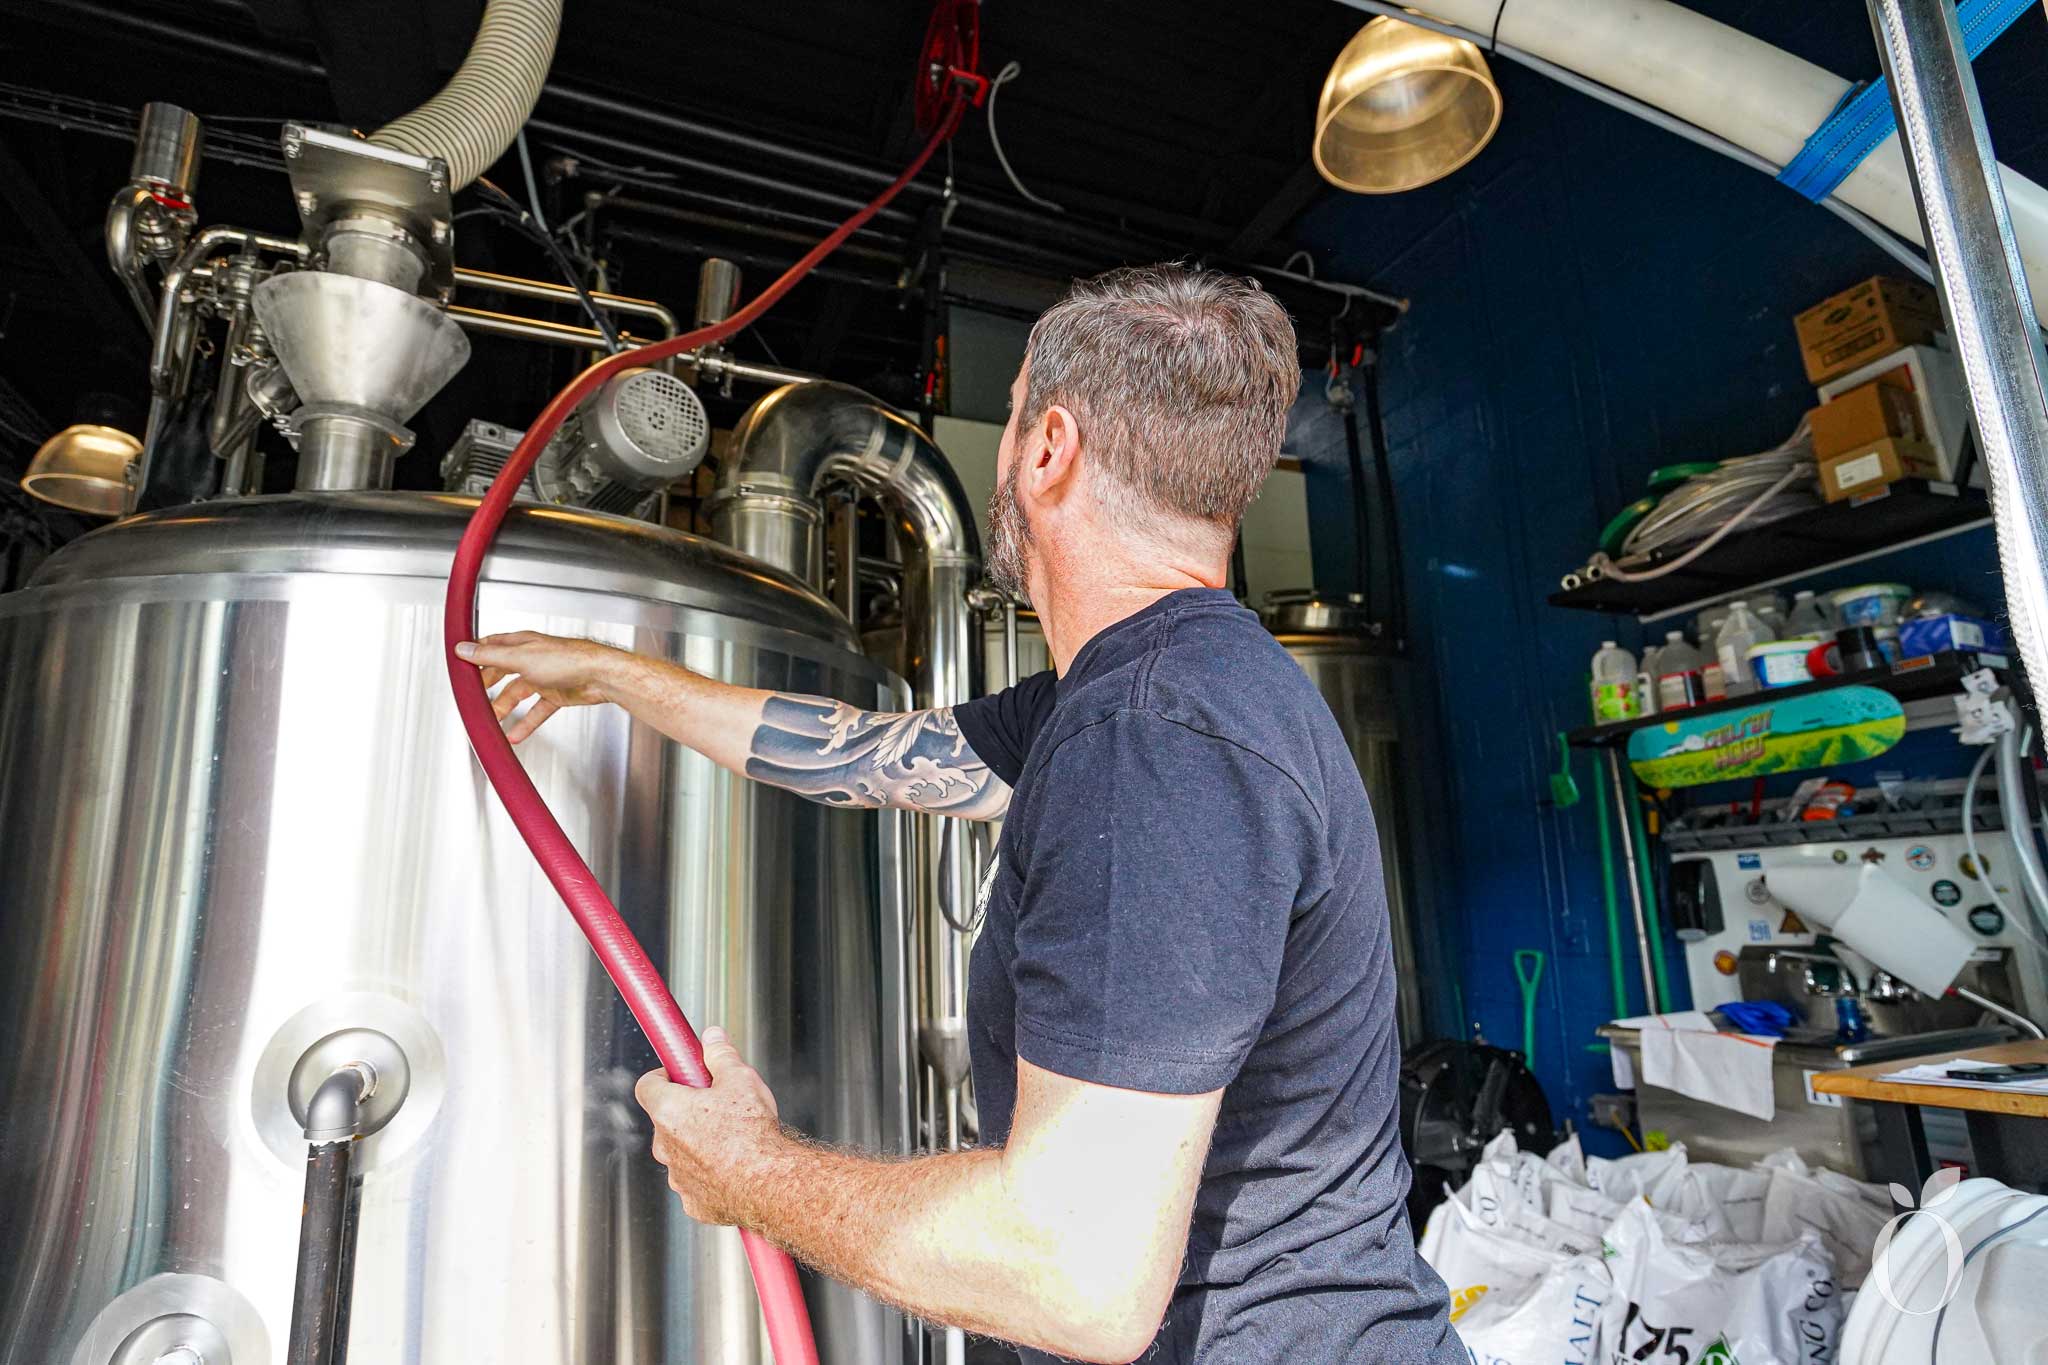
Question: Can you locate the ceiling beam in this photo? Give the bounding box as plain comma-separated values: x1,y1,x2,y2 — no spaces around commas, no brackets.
799,282,866,374
1225,161,1331,258
0,136,146,350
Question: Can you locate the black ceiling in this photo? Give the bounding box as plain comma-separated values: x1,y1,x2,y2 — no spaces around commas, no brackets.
0,0,1388,488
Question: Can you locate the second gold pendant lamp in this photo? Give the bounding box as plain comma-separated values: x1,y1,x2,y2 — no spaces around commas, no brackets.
1312,15,1502,194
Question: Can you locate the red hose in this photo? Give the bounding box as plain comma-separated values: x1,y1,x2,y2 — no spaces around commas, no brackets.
443,102,964,1365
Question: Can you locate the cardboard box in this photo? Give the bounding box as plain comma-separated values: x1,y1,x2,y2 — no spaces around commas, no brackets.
1808,378,1924,460
1795,276,1944,384
1818,436,1939,503
1819,342,1977,486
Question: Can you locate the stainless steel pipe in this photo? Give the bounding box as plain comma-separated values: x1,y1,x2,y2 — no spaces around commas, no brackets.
709,382,984,1137
447,304,820,388
1866,0,2048,695
287,1067,367,1365
453,266,680,337
1606,748,1661,1014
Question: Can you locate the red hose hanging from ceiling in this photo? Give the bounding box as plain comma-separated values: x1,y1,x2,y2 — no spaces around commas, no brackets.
443,86,969,1365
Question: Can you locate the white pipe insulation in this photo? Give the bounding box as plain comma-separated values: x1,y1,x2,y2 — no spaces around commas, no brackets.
1400,0,2048,327
370,0,562,192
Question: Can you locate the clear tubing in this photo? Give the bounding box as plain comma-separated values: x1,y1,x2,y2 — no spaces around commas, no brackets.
1995,727,2048,949
1963,737,2048,962
443,97,968,1365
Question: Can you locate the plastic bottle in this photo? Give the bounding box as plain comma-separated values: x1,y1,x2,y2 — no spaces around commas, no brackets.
1590,642,1640,722
1752,593,1789,635
1784,588,1834,641
1655,630,1706,712
1636,642,1662,717
1696,606,1729,701
1715,600,1774,698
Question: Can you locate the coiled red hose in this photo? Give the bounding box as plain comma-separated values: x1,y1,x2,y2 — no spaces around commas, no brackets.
443,102,964,1365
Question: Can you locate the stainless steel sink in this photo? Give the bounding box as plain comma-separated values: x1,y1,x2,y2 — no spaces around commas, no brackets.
1598,1023,2012,1176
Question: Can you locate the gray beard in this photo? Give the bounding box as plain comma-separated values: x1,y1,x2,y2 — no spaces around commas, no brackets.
983,460,1033,603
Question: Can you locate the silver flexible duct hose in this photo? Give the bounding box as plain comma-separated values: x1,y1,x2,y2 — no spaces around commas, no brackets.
1865,0,2048,775
370,0,562,192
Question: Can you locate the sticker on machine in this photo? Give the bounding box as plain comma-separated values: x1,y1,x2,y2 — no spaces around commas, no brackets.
1906,844,1937,871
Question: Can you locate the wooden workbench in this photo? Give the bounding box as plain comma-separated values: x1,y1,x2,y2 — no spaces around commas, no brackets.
1813,1039,2048,1196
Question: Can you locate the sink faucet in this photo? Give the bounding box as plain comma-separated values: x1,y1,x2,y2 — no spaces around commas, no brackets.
1766,948,1863,999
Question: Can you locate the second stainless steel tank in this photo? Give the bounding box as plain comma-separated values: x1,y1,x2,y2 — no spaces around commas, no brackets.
0,494,911,1364
1262,590,1428,1046
981,589,1427,1044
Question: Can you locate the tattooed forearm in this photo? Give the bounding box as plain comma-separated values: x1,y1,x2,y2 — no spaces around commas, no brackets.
743,696,1012,820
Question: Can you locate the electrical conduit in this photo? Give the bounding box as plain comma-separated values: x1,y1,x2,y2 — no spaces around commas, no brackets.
443,99,968,1365
1590,737,1630,1019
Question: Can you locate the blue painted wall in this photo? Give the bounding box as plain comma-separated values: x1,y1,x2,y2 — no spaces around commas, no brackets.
1284,3,2048,1154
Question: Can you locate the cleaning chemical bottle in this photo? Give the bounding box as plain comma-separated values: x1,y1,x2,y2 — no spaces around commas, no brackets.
1636,641,1662,717
1785,588,1834,641
1590,641,1640,723
1715,600,1773,698
1655,630,1706,712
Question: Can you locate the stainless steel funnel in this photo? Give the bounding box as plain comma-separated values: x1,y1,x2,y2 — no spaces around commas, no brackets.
252,270,469,489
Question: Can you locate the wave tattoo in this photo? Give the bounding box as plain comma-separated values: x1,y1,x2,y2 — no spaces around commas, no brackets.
745,697,1011,819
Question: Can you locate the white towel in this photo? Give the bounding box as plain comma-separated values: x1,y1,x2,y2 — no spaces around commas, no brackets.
1618,1012,1780,1121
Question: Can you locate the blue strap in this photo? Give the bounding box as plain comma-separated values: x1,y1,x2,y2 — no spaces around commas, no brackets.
1776,0,2035,203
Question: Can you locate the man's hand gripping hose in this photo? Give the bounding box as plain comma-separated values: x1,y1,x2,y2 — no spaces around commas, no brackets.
443,99,966,1365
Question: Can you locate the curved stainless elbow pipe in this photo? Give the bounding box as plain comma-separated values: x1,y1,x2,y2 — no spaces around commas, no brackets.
711,381,984,1122
302,1062,374,1143
709,380,979,588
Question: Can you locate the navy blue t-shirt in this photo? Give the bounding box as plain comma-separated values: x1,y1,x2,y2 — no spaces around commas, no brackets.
954,588,1459,1364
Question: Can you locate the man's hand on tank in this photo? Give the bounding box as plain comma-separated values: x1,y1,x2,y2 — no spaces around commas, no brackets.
636,1027,785,1228
455,632,631,743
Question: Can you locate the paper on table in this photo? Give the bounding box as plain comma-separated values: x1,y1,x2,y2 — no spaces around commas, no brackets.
1878,1057,2048,1096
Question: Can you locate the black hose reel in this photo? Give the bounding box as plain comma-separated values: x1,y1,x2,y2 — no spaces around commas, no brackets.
1399,1038,1557,1232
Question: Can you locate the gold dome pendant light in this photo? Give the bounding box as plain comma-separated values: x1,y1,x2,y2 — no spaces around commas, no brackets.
1312,15,1503,194
21,424,141,518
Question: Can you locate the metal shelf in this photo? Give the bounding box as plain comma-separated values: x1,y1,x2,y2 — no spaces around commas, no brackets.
1565,650,2001,749
1549,481,1991,621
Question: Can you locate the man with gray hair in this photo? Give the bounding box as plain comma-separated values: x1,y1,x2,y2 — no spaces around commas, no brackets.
457,264,1460,1362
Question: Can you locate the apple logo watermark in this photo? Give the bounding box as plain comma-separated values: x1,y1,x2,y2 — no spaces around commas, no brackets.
1867,1168,1967,1316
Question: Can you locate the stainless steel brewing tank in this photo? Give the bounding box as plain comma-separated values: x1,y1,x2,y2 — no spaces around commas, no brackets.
1261,592,1428,1048
0,494,911,1364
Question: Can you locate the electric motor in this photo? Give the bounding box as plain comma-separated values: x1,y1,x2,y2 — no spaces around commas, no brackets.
439,367,709,517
